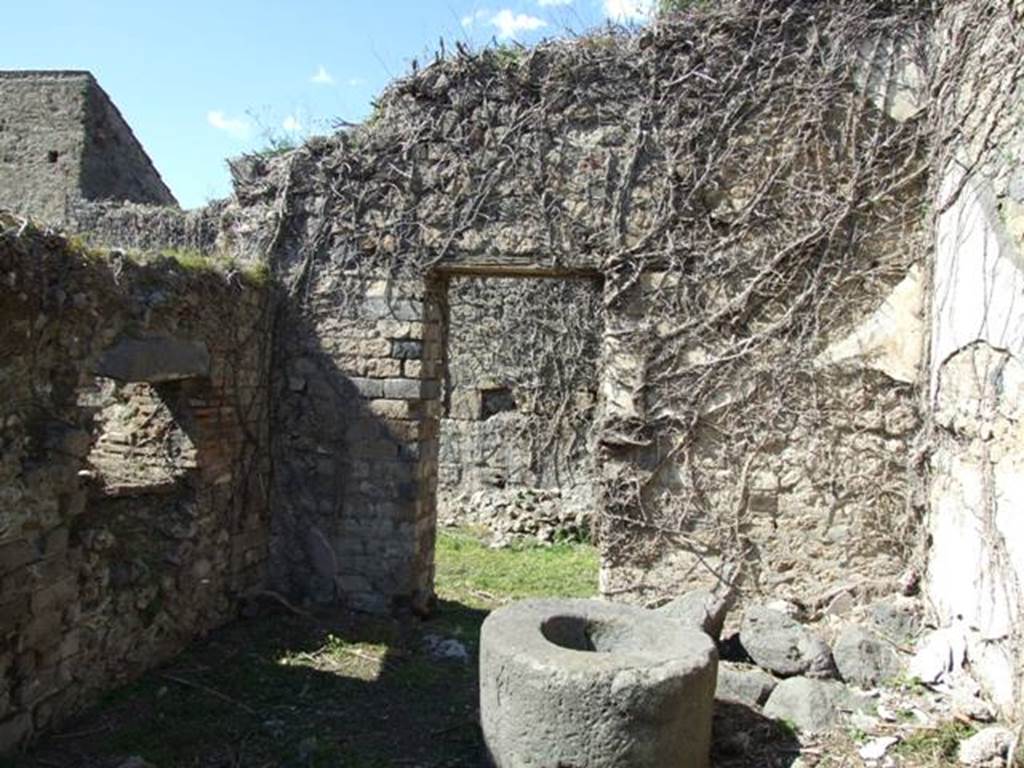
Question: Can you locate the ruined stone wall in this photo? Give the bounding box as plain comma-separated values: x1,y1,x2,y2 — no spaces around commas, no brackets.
597,259,926,604
222,3,933,614
0,72,175,226
439,276,600,531
0,217,271,750
925,0,1024,718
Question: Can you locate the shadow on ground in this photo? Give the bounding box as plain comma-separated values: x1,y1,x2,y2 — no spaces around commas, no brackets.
712,700,802,768
6,598,488,768
5,530,802,768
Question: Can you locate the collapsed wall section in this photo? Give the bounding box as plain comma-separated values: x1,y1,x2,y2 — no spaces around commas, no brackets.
0,218,271,749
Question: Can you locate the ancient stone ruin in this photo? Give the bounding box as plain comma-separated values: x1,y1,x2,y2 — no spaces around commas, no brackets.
1,0,1023,760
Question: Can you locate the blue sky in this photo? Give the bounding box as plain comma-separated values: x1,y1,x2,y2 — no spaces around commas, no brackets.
5,0,655,208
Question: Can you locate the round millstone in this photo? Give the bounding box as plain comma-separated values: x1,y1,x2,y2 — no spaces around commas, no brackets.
480,598,718,768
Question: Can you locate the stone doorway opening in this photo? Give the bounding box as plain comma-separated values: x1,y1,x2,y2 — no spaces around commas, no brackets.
429,269,604,554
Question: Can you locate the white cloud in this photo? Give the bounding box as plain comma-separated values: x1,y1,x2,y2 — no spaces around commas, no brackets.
537,0,572,6
206,110,251,140
310,65,335,85
461,9,491,28
282,114,303,134
489,9,547,38
603,0,656,22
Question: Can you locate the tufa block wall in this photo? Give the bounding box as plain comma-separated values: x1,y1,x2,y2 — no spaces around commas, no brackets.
271,275,443,614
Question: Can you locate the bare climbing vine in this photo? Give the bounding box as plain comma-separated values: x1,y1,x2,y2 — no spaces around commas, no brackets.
240,0,1024,600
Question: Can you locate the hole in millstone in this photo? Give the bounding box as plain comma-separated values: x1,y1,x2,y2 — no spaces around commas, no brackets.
541,615,625,653
47,150,59,163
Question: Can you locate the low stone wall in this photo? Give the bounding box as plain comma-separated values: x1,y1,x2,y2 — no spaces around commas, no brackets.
0,216,272,749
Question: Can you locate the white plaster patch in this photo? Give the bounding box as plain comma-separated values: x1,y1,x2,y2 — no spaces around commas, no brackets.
931,168,1024,396
817,263,924,383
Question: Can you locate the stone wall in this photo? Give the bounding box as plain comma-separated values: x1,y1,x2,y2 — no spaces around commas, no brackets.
438,276,600,534
0,217,271,750
270,275,442,614
596,259,926,604
925,0,1024,716
218,3,935,617
0,72,175,225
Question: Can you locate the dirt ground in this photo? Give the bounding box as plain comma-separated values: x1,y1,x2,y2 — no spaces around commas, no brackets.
1,529,974,768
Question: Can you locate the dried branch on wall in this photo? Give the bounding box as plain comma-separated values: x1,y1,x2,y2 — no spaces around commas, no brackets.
240,0,1023,601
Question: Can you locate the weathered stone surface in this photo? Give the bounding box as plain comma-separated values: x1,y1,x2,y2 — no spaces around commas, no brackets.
715,662,777,707
0,71,175,225
1,222,271,752
833,625,902,687
93,336,210,382
868,596,923,643
740,606,835,679
817,264,924,383
958,727,1014,767
657,589,732,640
481,598,717,768
763,677,858,733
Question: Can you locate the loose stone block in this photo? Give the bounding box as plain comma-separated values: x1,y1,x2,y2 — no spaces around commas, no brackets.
833,625,902,687
740,606,835,678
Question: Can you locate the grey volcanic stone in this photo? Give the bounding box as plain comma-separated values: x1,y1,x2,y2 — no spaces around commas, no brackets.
480,598,718,768
716,662,777,707
868,596,923,643
740,606,835,678
94,336,210,382
763,677,856,733
833,625,902,687
657,589,732,640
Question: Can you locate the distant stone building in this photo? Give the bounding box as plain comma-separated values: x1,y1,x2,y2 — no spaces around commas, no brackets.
0,71,175,224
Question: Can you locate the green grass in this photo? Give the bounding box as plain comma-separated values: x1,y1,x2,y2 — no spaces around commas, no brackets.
435,527,599,605
894,720,976,765
158,247,271,284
